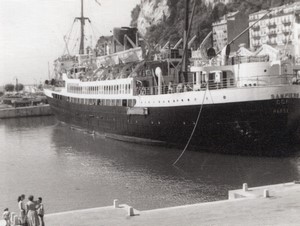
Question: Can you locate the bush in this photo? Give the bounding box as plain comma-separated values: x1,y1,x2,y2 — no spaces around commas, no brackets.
4,84,14,92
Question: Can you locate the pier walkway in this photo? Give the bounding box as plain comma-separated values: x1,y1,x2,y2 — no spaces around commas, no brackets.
2,182,300,225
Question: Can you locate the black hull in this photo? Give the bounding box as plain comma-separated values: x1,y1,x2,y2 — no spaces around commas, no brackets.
47,97,300,156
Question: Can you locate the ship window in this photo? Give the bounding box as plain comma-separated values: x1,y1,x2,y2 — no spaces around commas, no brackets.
122,99,127,107
111,99,115,106
128,99,132,107
116,99,121,106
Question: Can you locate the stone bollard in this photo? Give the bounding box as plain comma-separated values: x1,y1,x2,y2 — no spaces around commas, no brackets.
128,206,134,216
13,215,19,226
113,199,119,208
243,183,248,192
264,189,269,198
10,212,16,225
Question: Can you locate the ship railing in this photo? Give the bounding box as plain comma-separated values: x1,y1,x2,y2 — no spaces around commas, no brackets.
136,74,295,96
237,74,294,88
193,55,270,67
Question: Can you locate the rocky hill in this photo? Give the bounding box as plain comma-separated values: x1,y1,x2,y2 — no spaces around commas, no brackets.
130,0,297,48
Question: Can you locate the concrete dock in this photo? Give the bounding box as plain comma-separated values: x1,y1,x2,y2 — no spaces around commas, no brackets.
2,182,300,226
0,104,52,119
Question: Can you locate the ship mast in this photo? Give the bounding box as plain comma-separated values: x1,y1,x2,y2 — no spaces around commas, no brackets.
75,0,90,54
182,0,189,83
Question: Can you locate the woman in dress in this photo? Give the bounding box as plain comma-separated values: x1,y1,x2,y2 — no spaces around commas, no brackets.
26,195,40,226
18,194,26,225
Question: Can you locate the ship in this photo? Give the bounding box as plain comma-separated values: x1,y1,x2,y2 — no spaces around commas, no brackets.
44,0,300,155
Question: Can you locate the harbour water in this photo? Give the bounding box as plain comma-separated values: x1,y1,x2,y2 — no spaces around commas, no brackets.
1,116,300,214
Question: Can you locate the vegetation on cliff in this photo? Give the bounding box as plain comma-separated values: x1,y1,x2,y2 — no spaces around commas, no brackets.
131,0,297,47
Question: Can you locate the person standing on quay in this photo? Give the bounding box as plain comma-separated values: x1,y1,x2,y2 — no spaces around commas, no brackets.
18,194,26,225
37,197,44,226
26,195,40,226
2,208,11,226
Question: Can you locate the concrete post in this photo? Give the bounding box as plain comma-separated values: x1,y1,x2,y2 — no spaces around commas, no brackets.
10,212,15,225
128,206,134,216
113,199,119,208
243,183,248,192
264,189,269,198
13,215,19,226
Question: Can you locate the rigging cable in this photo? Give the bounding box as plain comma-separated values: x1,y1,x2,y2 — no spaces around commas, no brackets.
62,21,76,55
172,85,208,165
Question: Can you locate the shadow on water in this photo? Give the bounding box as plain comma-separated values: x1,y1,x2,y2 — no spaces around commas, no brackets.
1,116,300,213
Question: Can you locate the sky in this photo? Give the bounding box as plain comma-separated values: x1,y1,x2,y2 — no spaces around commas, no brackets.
0,0,140,86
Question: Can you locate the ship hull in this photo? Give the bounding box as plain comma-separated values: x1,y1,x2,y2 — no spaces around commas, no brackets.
47,96,300,156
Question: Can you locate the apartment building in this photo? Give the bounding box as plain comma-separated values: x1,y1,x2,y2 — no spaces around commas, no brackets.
212,11,249,53
249,2,300,57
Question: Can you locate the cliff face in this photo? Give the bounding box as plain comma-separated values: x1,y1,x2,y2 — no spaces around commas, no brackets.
130,0,295,46
135,0,170,36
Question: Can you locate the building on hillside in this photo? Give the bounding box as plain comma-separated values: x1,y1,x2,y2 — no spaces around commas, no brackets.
212,11,249,54
249,2,300,59
204,0,233,7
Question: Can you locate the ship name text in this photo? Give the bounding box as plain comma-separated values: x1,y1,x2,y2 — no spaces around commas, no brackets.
271,93,299,99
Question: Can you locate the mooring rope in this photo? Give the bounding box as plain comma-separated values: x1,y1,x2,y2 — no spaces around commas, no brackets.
172,85,208,165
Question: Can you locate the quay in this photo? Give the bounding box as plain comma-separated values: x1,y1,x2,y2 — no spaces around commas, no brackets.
0,104,52,119
2,182,300,226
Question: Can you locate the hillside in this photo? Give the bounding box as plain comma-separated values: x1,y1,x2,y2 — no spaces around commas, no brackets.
130,0,297,48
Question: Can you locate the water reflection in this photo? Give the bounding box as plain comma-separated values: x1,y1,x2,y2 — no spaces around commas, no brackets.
1,116,300,214
51,122,300,210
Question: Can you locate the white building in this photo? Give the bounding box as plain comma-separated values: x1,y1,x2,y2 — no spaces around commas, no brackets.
249,2,300,59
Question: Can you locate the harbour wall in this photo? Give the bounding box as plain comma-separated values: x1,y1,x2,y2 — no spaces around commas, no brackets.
2,182,299,226
0,104,53,119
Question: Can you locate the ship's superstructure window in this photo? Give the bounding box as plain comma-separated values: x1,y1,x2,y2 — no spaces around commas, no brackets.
56,93,136,107
67,81,132,95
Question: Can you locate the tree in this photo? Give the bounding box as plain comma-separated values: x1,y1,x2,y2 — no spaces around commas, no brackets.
4,84,14,92
15,83,24,91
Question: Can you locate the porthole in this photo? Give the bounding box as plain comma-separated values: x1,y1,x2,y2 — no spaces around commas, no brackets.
188,99,190,101
223,96,226,99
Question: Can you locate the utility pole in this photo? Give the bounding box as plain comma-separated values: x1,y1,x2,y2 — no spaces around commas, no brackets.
15,78,18,92
48,62,51,80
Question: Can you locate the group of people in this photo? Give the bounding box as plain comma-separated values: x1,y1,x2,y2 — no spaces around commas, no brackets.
2,194,44,226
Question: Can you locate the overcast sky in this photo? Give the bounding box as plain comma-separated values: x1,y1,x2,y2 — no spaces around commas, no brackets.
0,0,140,85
